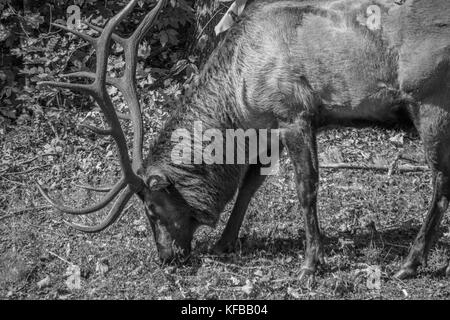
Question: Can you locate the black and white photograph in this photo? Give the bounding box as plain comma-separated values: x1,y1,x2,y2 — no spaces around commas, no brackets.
0,0,449,304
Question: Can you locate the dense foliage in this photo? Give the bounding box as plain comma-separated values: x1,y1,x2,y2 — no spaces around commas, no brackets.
0,0,197,125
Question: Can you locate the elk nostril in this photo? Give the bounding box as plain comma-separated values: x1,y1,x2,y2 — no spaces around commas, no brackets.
158,246,191,265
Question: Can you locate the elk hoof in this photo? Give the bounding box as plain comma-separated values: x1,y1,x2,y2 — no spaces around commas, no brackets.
212,239,236,255
299,267,316,288
394,266,417,280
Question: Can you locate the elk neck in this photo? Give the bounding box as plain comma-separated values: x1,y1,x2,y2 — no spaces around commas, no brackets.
142,23,253,226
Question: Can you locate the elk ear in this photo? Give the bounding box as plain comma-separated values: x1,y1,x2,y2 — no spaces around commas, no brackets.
147,172,171,191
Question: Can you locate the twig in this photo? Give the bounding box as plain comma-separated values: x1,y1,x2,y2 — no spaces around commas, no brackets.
388,154,401,176
383,242,410,249
196,4,228,41
47,3,52,33
398,154,421,164
202,257,274,270
175,280,187,299
0,205,52,221
391,274,407,286
48,250,75,266
0,176,27,186
320,163,429,173
1,164,51,176
378,218,416,232
0,153,58,175
271,277,300,283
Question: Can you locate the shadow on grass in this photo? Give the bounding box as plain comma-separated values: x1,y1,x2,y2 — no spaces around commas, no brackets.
190,225,449,277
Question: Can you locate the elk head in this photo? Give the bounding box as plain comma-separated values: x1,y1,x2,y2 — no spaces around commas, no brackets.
37,0,198,263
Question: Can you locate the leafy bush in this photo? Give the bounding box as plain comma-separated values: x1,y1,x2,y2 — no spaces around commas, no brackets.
0,0,195,124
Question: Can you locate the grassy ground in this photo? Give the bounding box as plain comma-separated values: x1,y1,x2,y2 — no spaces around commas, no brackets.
1,108,449,300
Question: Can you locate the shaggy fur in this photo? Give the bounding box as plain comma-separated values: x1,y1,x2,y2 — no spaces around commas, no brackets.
144,0,450,276
145,0,446,222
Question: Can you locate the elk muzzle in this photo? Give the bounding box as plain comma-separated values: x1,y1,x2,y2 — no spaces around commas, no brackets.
148,215,194,264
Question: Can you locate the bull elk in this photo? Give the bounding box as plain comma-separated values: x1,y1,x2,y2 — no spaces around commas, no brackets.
38,0,450,280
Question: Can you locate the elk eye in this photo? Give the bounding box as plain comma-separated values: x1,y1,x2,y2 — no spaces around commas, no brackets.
145,203,157,219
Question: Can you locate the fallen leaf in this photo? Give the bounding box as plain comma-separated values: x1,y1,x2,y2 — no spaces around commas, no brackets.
389,133,404,146
158,285,169,294
287,287,301,299
37,276,51,289
402,289,409,298
134,225,146,232
65,265,81,290
254,269,264,277
230,276,240,286
95,260,109,276
241,280,253,295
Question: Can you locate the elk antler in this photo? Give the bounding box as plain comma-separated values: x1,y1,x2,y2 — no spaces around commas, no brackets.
37,0,167,233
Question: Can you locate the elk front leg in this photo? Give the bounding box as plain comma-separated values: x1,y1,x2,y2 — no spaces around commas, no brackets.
395,171,450,279
281,118,324,280
213,164,267,254
395,103,450,279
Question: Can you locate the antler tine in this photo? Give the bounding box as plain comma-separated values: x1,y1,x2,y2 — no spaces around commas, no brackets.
117,0,168,172
37,179,126,215
62,71,96,79
64,186,133,233
82,0,144,191
80,123,113,136
130,0,168,44
92,0,138,84
39,81,94,94
85,21,124,44
83,0,167,46
77,0,168,173
38,0,165,233
52,23,97,44
74,184,112,193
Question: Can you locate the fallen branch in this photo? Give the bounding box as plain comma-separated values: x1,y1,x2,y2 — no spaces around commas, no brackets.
48,250,75,266
0,205,52,221
388,154,401,176
320,163,429,173
0,175,26,186
0,153,58,175
383,242,410,249
17,153,58,166
1,164,52,177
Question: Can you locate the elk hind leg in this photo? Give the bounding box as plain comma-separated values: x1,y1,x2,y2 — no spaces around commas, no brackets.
395,105,450,279
395,171,449,279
